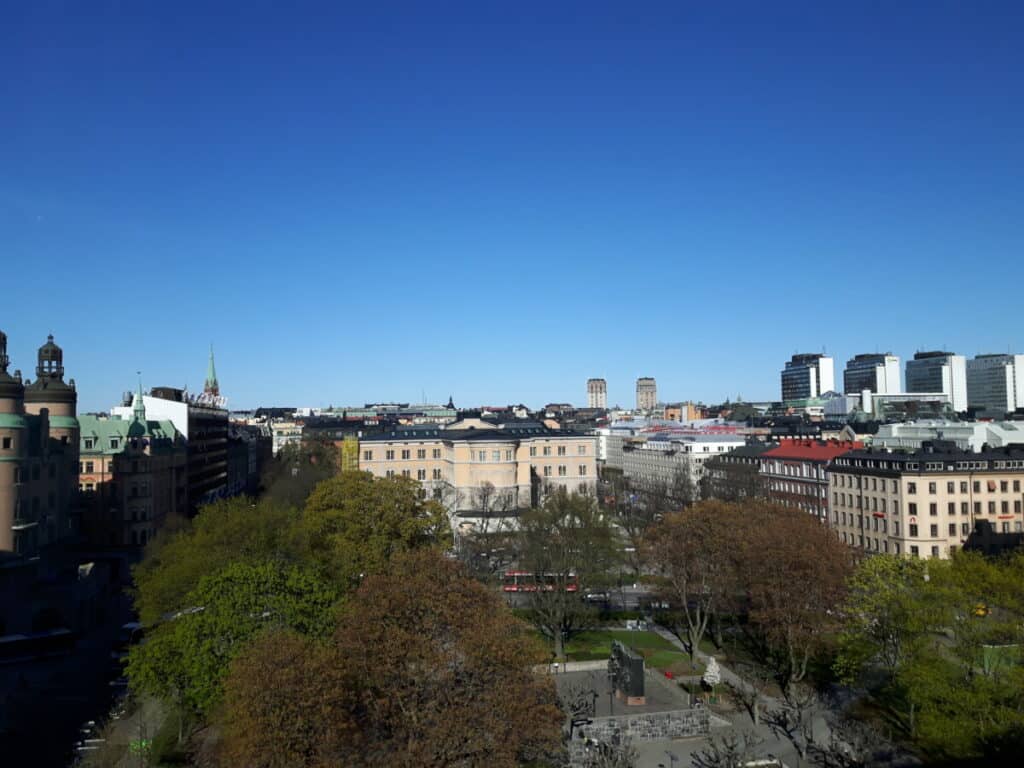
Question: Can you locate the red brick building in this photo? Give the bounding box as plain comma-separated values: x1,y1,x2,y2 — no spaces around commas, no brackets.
760,439,862,522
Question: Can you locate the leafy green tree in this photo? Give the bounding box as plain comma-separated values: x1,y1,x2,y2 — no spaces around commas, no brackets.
300,471,452,588
132,497,301,624
260,439,339,508
835,554,929,682
128,560,338,715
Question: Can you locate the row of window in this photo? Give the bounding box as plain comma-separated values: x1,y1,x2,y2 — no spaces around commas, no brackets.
366,446,591,462
907,479,1021,494
541,465,589,477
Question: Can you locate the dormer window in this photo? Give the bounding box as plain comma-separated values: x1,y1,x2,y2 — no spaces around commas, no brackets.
84,438,95,450
110,438,119,450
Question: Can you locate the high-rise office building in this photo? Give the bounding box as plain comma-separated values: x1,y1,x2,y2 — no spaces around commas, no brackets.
843,353,901,395
905,351,967,412
586,378,607,409
780,354,835,401
966,354,1024,417
635,377,657,411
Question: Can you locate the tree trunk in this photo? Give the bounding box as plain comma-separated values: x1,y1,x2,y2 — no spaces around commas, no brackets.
712,612,724,650
554,631,564,661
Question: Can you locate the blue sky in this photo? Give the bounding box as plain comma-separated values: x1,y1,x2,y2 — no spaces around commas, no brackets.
2,1,1022,412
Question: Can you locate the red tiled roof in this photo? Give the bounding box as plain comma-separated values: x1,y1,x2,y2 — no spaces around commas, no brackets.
761,439,863,462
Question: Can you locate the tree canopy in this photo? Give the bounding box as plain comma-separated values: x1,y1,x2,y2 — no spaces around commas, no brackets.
216,550,563,768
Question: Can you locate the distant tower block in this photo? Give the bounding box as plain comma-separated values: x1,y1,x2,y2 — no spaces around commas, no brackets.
587,378,607,409
636,377,657,411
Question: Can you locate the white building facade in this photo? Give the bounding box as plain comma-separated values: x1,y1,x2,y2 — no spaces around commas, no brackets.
843,353,901,395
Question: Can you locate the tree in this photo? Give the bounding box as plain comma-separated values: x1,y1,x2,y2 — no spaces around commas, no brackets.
455,481,516,583
516,489,619,658
216,550,564,767
646,501,743,663
603,469,661,578
132,496,301,625
260,438,339,508
691,731,765,768
301,471,452,588
217,629,357,768
834,554,929,683
128,560,338,715
736,502,855,694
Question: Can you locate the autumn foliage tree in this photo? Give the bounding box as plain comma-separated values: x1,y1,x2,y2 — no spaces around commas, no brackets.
647,500,744,662
738,503,856,693
216,550,564,768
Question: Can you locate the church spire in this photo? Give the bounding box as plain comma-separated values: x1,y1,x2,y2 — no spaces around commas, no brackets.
133,373,146,423
204,344,219,396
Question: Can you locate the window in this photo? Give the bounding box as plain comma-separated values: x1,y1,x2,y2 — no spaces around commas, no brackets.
962,522,969,535
947,481,955,493
385,450,395,460
1,437,10,450
1001,500,1009,514
1001,480,1008,492
973,481,981,493
929,503,937,516
84,438,94,449
579,465,587,476
363,450,373,461
908,482,916,494
931,545,940,558
432,468,442,480
433,488,443,500
417,449,426,460
543,446,551,456
1014,480,1021,492
385,469,395,478
930,524,938,537
85,461,94,473
948,523,956,536
948,503,956,516
557,446,566,456
578,445,586,455
910,545,919,558
909,524,918,537
529,446,537,457
417,469,426,481
974,501,981,515
401,469,410,478
960,481,968,493
110,438,119,449
478,451,487,461
543,466,552,477
432,448,441,459
908,503,917,515
989,501,996,514
558,465,567,477
492,450,501,462
928,482,936,494
401,449,410,460
505,450,512,461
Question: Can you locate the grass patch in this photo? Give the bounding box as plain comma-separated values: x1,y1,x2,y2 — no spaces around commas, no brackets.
560,630,689,668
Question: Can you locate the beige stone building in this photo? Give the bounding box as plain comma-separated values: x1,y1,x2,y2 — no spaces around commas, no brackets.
828,444,1024,559
359,424,597,513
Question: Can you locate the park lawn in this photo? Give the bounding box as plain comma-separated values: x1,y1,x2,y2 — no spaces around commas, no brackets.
562,630,689,669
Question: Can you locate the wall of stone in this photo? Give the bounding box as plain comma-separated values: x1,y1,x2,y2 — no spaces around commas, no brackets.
569,707,710,763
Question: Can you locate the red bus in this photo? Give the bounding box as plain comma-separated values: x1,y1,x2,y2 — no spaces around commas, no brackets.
502,571,579,593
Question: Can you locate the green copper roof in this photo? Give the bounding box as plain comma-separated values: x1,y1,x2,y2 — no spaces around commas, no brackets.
79,414,182,455
0,413,28,429
49,415,80,429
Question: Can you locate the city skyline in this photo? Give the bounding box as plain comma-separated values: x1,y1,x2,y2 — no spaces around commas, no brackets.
4,2,1023,411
